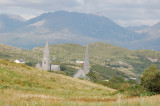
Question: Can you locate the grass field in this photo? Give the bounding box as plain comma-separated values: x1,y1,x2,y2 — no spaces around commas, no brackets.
0,59,160,105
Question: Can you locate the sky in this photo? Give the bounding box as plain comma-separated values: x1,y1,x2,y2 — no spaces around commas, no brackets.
0,0,160,26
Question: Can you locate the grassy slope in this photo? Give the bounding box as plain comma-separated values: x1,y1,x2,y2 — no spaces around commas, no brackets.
0,59,115,99
1,42,160,75
0,59,160,105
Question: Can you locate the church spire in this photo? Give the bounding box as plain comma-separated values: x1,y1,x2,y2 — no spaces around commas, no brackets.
42,41,51,71
73,44,90,78
83,44,90,74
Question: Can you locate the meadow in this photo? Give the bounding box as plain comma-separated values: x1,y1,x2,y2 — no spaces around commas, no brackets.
0,59,160,105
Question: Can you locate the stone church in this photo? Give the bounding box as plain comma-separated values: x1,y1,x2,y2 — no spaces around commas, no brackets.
36,42,60,71
73,45,90,78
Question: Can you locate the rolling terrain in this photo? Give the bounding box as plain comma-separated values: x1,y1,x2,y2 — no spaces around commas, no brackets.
0,59,160,105
0,59,116,104
1,42,160,78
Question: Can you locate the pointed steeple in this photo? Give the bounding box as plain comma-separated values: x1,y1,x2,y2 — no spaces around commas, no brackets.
83,44,90,74
73,44,90,78
42,42,51,71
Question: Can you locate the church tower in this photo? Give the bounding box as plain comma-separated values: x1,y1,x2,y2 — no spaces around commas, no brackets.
83,45,90,74
73,44,90,78
42,42,51,71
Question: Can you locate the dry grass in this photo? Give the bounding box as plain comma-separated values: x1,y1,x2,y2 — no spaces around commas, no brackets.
0,89,160,105
0,59,115,102
0,59,160,105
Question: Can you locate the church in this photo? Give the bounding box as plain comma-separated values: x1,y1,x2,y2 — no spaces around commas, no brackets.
36,42,60,71
36,41,90,78
73,45,90,78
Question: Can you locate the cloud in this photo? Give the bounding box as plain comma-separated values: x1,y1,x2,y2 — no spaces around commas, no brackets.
0,0,160,26
0,0,13,5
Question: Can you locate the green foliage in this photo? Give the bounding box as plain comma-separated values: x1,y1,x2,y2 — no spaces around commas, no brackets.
121,84,143,96
25,61,37,67
120,84,154,96
119,84,155,97
141,65,160,93
59,63,77,76
91,65,131,79
86,71,103,82
109,76,126,83
128,79,137,84
149,72,160,93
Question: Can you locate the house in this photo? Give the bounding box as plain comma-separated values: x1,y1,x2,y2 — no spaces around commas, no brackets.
76,60,84,64
51,65,61,71
14,59,25,64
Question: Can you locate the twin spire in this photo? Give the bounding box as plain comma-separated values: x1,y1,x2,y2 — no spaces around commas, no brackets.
36,41,90,78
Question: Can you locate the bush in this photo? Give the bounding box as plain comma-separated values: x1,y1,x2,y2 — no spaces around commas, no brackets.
86,71,103,82
128,79,137,84
25,62,37,67
109,76,126,83
121,84,155,96
150,72,160,93
141,65,160,93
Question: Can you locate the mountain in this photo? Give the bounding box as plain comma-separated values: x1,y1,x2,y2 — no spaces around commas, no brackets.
1,11,160,50
25,11,141,41
0,14,25,32
132,22,160,50
0,11,147,49
137,22,160,36
126,25,150,32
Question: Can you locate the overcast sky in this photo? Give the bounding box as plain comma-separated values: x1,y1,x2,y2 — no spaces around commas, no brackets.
0,0,160,26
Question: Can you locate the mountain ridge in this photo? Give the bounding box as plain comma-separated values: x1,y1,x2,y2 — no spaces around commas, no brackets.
0,11,145,49
0,11,160,50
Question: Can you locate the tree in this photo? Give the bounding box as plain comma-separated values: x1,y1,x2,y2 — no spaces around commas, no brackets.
110,76,125,83
141,65,159,93
86,71,103,82
151,72,160,93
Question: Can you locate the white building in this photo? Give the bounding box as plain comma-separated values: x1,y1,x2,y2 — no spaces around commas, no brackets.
76,60,84,64
14,59,25,64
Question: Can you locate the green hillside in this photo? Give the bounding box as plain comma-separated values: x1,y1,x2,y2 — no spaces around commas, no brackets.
0,59,116,103
1,59,160,106
1,42,160,77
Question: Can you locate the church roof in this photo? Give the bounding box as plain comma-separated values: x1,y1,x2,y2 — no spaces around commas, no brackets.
73,68,86,78
73,44,90,79
51,65,60,71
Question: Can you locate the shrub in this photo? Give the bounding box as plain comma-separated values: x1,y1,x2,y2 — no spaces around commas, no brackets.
141,65,160,93
150,72,160,93
121,84,155,96
86,71,103,82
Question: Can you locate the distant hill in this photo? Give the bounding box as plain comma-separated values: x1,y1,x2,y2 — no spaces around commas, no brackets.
133,22,160,50
0,11,148,50
1,42,160,76
126,25,150,32
0,14,25,32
